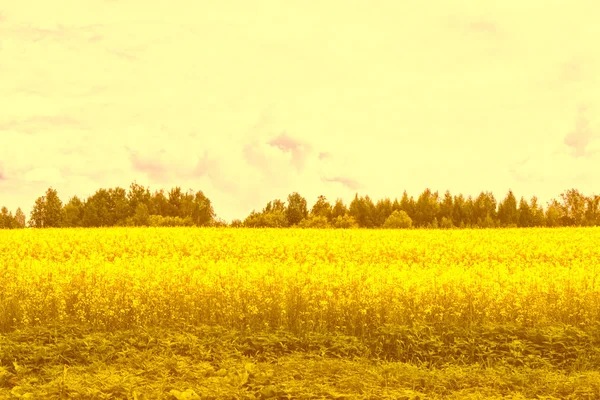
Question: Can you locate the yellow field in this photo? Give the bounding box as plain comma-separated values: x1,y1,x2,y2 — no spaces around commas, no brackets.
2,227,599,335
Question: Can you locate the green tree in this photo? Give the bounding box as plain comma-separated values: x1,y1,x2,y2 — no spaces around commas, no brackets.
82,189,111,227
559,189,587,226
382,210,412,229
29,197,46,228
0,207,12,229
473,191,498,227
14,207,26,228
498,190,518,227
517,197,533,227
310,195,333,222
438,190,454,223
349,194,375,228
133,203,150,226
414,188,440,228
399,191,417,221
374,197,393,227
109,187,130,226
192,190,216,226
63,196,84,227
331,198,348,220
167,186,184,217
530,196,545,227
44,188,64,227
285,192,308,226
545,199,564,227
584,194,600,226
150,189,171,217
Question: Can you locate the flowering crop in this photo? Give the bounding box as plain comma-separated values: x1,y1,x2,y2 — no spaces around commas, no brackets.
1,227,599,335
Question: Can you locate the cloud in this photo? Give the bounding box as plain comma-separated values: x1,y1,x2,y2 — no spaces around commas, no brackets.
24,167,65,183
564,104,596,157
318,152,331,160
0,163,5,181
0,115,85,135
267,132,312,172
322,176,361,191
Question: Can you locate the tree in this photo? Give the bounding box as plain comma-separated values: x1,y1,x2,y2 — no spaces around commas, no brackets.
109,187,130,226
150,189,171,217
517,197,533,227
285,192,308,226
584,194,600,226
559,189,587,226
473,191,498,227
192,190,216,226
530,196,545,227
82,189,111,227
382,210,413,229
374,198,393,227
133,203,150,226
128,182,152,217
310,195,333,222
167,186,184,217
545,199,564,227
0,207,12,229
349,194,375,228
29,196,46,228
414,188,440,228
331,198,348,220
44,188,64,227
63,196,84,227
498,190,518,227
14,207,26,228
438,190,454,223
399,191,417,221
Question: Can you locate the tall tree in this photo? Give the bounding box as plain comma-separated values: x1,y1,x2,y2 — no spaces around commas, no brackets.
517,197,533,227
14,207,26,228
584,194,600,226
63,196,84,227
310,195,333,222
29,196,46,228
150,189,171,217
399,191,417,221
374,197,393,227
128,182,152,217
559,189,587,226
473,191,498,227
44,188,64,227
331,198,348,220
109,187,130,225
192,190,216,226
349,194,375,228
529,196,545,227
285,192,308,226
414,188,440,228
438,190,454,224
545,199,565,227
0,207,12,229
498,190,518,227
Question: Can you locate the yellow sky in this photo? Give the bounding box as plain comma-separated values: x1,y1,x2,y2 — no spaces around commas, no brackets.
1,0,599,223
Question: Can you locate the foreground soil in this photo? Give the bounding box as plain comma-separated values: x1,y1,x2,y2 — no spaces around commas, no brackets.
1,324,600,399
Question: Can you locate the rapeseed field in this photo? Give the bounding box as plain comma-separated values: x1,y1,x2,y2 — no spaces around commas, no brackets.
1,227,600,398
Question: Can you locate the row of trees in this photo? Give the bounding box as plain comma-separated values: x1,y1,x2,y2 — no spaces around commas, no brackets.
5,182,217,229
1,184,599,229
237,188,600,229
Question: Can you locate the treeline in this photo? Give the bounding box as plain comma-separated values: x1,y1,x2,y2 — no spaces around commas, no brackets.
0,183,599,229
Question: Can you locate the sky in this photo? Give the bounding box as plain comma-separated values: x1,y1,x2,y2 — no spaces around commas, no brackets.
1,0,599,224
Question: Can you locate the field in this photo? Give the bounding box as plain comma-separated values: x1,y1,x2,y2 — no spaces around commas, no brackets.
1,227,600,399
